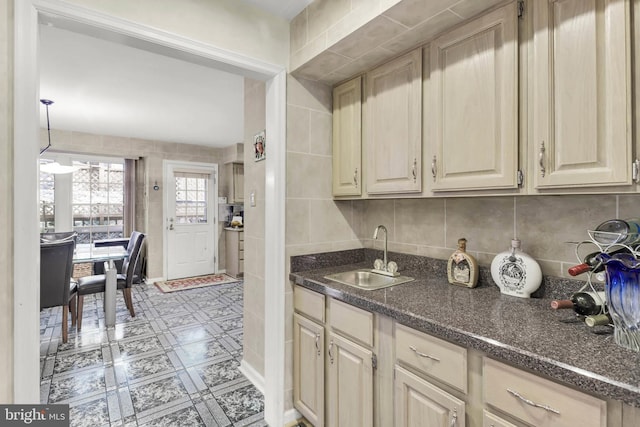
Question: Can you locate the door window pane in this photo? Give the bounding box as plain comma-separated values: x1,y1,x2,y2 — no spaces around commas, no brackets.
174,172,208,224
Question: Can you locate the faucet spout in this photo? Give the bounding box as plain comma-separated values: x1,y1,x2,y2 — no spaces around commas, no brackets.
373,225,388,270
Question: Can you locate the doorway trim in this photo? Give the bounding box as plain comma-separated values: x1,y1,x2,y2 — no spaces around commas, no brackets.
15,1,287,424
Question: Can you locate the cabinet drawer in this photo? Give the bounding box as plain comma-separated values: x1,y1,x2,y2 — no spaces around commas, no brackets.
395,323,467,393
329,298,373,347
484,358,606,427
238,232,244,242
483,410,517,427
239,240,244,251
239,250,244,261
238,260,243,273
294,286,325,323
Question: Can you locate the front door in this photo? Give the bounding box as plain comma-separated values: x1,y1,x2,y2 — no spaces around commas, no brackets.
165,161,218,280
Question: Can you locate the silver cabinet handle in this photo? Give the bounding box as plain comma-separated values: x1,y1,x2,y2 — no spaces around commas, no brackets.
353,168,358,187
409,345,440,362
315,333,320,357
412,158,417,183
539,141,546,177
633,159,640,183
431,155,437,181
328,339,334,364
507,388,560,414
450,409,457,427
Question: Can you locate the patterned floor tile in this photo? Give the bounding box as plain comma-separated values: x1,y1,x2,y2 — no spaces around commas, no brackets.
216,384,264,424
129,375,188,413
40,280,264,425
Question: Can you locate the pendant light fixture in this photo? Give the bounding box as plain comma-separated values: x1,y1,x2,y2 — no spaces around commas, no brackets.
39,99,54,155
39,98,79,174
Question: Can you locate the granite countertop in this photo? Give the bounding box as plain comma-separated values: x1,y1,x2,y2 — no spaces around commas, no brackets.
289,249,640,407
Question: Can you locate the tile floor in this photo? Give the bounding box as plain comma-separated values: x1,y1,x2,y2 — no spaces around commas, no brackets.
40,280,265,427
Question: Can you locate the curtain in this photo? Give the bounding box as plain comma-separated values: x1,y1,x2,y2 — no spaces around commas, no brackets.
124,159,136,236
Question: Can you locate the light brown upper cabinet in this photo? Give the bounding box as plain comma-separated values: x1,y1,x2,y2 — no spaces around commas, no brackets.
332,77,362,197
531,0,632,189
429,2,519,192
365,49,422,194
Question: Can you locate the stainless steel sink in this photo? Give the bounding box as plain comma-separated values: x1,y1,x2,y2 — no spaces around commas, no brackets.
324,269,414,290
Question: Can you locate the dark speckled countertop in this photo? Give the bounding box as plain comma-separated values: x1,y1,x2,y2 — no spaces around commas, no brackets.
290,249,640,407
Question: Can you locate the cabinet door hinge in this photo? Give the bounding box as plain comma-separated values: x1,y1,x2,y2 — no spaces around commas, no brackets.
372,353,377,370
518,0,525,18
517,169,524,187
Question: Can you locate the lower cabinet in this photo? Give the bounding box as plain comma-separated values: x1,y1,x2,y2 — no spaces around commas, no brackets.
293,313,324,426
395,365,465,427
327,332,373,426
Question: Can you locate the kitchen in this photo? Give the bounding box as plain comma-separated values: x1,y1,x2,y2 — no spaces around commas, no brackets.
5,0,640,426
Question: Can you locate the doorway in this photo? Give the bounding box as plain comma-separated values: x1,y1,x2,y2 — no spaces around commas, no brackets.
164,160,218,280
14,2,286,425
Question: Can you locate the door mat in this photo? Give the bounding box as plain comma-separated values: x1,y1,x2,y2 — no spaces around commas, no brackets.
155,274,240,293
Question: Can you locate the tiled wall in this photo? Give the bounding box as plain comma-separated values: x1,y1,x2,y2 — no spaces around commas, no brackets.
40,129,227,279
242,78,267,377
0,0,13,401
352,195,640,279
285,75,363,410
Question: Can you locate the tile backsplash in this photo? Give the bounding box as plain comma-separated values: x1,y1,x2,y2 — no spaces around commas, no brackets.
347,194,640,279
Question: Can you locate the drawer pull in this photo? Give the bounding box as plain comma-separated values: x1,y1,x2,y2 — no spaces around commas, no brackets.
450,408,457,427
409,345,440,362
315,333,320,356
507,388,560,415
328,339,334,364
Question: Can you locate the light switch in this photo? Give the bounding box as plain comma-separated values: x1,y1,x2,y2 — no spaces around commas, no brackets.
250,191,256,207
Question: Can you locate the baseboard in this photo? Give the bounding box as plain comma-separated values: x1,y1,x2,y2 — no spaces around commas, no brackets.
283,408,303,425
145,277,163,284
239,359,265,394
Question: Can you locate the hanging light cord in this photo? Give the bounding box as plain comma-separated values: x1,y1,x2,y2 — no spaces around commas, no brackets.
39,99,54,155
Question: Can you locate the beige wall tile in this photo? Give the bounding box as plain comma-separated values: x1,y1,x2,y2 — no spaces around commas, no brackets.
286,199,310,245
287,76,332,113
333,46,395,78
309,110,332,156
326,3,382,48
293,50,353,81
383,0,455,28
395,198,445,246
309,199,359,243
287,152,333,199
361,199,396,241
328,15,407,60
382,10,462,54
516,195,617,264
287,105,310,153
290,9,308,54
450,0,507,19
618,194,640,220
445,197,514,254
307,0,351,41
291,33,328,70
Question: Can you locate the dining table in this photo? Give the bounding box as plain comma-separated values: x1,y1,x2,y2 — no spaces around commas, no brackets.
73,243,128,327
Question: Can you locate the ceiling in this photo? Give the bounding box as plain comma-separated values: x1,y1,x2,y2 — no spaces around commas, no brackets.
38,0,312,148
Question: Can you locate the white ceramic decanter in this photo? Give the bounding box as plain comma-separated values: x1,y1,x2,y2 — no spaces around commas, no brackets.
491,239,542,298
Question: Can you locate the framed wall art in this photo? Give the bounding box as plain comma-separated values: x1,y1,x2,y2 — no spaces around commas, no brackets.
254,130,265,162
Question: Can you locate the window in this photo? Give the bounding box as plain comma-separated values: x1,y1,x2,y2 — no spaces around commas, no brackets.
174,172,208,224
72,161,124,243
39,164,55,232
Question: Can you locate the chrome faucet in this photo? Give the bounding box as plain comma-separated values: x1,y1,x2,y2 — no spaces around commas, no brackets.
373,225,388,271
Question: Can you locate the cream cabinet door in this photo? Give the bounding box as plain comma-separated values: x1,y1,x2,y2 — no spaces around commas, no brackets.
232,163,243,202
293,313,325,427
333,77,362,197
327,331,373,427
395,365,465,427
532,0,631,188
365,49,422,194
430,3,518,191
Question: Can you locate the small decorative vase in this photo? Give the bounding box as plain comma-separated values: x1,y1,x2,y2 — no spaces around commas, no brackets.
491,239,542,298
598,252,640,352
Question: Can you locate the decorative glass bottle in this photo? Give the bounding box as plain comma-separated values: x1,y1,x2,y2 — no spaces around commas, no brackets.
447,238,478,288
491,239,542,298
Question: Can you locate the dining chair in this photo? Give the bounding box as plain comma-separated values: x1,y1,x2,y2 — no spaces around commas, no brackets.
76,232,146,330
92,231,145,283
40,239,77,343
40,231,77,243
